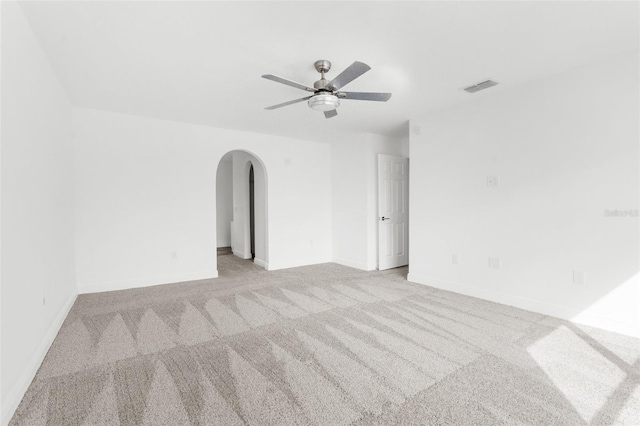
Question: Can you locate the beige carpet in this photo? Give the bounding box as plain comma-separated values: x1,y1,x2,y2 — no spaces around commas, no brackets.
10,255,640,425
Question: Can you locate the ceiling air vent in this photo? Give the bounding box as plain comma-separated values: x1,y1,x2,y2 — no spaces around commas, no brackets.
463,79,498,94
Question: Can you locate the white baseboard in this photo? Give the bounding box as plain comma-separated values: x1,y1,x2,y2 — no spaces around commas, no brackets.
253,257,268,270
232,250,252,260
407,273,640,338
2,290,78,426
267,256,333,272
79,270,218,294
332,257,372,271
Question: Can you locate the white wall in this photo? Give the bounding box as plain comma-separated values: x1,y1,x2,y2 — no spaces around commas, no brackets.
1,3,77,423
331,135,369,270
73,107,332,292
409,52,639,336
215,156,233,247
331,133,406,271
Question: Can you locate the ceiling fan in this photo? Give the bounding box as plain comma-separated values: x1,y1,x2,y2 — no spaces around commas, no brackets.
262,60,391,119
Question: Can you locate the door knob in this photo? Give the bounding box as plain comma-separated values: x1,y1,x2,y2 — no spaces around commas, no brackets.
380,217,390,221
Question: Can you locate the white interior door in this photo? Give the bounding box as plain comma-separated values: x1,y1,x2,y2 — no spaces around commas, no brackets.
378,154,409,270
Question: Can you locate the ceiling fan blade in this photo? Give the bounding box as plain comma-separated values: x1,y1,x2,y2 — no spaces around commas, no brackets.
262,74,315,92
327,61,371,91
324,109,338,119
264,96,312,110
338,92,392,102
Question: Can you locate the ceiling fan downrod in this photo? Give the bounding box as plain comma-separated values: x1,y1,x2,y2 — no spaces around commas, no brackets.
313,59,332,90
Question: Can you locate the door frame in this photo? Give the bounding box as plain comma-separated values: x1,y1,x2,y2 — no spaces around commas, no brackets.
377,153,409,270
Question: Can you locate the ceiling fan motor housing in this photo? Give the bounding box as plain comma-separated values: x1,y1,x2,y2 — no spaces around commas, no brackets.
314,79,329,90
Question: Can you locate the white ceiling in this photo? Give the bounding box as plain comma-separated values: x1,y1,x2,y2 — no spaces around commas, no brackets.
20,1,639,142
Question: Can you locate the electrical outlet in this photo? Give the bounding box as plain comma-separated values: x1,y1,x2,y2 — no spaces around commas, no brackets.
487,175,499,188
489,257,501,269
573,270,586,285
452,254,459,265
171,251,177,259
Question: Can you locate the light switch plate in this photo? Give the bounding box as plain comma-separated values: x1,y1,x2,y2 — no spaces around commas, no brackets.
487,175,499,188
489,257,501,269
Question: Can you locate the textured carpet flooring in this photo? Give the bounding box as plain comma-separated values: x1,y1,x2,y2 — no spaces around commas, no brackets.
10,255,640,425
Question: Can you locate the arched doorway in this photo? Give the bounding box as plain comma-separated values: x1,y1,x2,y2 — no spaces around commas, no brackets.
215,150,268,274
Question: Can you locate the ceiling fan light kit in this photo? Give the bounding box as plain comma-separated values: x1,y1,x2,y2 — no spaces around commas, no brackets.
262,59,391,118
308,94,340,112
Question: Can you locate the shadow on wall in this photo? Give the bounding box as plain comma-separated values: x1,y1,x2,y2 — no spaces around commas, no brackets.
216,150,268,270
